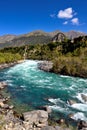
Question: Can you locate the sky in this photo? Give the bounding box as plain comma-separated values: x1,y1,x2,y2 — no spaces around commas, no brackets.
0,0,87,35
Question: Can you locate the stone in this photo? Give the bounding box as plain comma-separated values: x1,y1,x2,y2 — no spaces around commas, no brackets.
0,101,5,107
3,104,9,109
38,61,53,72
77,120,87,130
57,119,65,125
42,106,52,114
41,126,55,130
67,100,77,105
0,82,7,89
54,126,62,130
81,94,87,102
23,110,48,123
9,105,14,109
23,110,48,129
68,113,74,119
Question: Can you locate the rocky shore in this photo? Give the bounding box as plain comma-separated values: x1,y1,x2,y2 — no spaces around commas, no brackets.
38,61,53,72
0,60,24,70
0,81,87,130
0,61,87,130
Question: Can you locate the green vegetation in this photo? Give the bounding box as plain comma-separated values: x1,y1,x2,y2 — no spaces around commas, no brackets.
0,35,87,78
0,52,22,63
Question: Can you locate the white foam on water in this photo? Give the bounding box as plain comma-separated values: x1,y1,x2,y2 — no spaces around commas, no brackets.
71,103,87,112
78,78,87,82
76,93,87,104
48,98,59,104
60,75,71,78
71,112,87,121
7,60,38,74
48,98,65,105
49,105,65,111
20,85,26,88
6,80,13,83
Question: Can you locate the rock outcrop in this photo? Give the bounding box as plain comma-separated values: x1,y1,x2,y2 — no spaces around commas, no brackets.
38,61,53,72
23,110,48,129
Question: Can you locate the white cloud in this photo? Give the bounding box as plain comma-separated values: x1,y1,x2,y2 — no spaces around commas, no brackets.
58,7,73,19
63,21,68,25
50,14,56,18
71,18,79,25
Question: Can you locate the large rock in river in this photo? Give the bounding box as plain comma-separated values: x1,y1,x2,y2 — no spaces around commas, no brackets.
38,61,53,72
81,94,87,102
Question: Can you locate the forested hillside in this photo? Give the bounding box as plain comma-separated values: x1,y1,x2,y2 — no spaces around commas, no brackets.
0,35,87,78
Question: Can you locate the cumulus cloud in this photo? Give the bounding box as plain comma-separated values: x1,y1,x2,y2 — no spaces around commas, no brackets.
63,21,68,25
58,7,73,19
71,18,79,25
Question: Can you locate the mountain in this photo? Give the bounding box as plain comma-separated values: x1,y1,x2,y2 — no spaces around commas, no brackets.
0,30,86,48
49,30,61,37
0,34,16,43
65,31,86,39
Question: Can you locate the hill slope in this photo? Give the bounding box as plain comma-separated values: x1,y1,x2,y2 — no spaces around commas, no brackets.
0,30,86,48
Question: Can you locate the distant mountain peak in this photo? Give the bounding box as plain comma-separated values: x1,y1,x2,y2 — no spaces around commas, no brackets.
65,30,86,39
0,34,16,43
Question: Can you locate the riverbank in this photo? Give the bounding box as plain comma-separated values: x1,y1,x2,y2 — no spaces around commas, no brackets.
0,81,87,130
38,59,87,79
0,60,24,70
0,81,77,130
0,60,87,130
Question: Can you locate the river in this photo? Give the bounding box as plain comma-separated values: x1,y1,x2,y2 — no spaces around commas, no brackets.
0,60,87,121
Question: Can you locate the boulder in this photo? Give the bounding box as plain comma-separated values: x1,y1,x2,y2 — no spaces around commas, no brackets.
77,120,87,130
38,61,53,72
23,110,48,123
0,82,7,89
81,94,87,102
23,110,48,128
67,100,77,105
40,106,52,114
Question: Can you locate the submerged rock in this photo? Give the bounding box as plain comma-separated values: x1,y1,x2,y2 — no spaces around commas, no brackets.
77,120,87,130
67,100,77,105
81,94,87,102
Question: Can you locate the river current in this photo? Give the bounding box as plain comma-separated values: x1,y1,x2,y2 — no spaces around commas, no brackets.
0,60,87,121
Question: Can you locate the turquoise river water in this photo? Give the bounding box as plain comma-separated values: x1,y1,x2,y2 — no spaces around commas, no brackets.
0,60,87,121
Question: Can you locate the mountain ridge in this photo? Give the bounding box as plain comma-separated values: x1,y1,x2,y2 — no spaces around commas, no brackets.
0,30,86,48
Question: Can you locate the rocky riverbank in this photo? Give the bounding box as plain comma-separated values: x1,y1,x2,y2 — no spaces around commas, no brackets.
38,60,87,79
0,81,87,130
38,61,53,72
0,60,24,70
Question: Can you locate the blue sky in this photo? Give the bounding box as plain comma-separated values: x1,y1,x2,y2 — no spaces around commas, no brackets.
0,0,87,35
